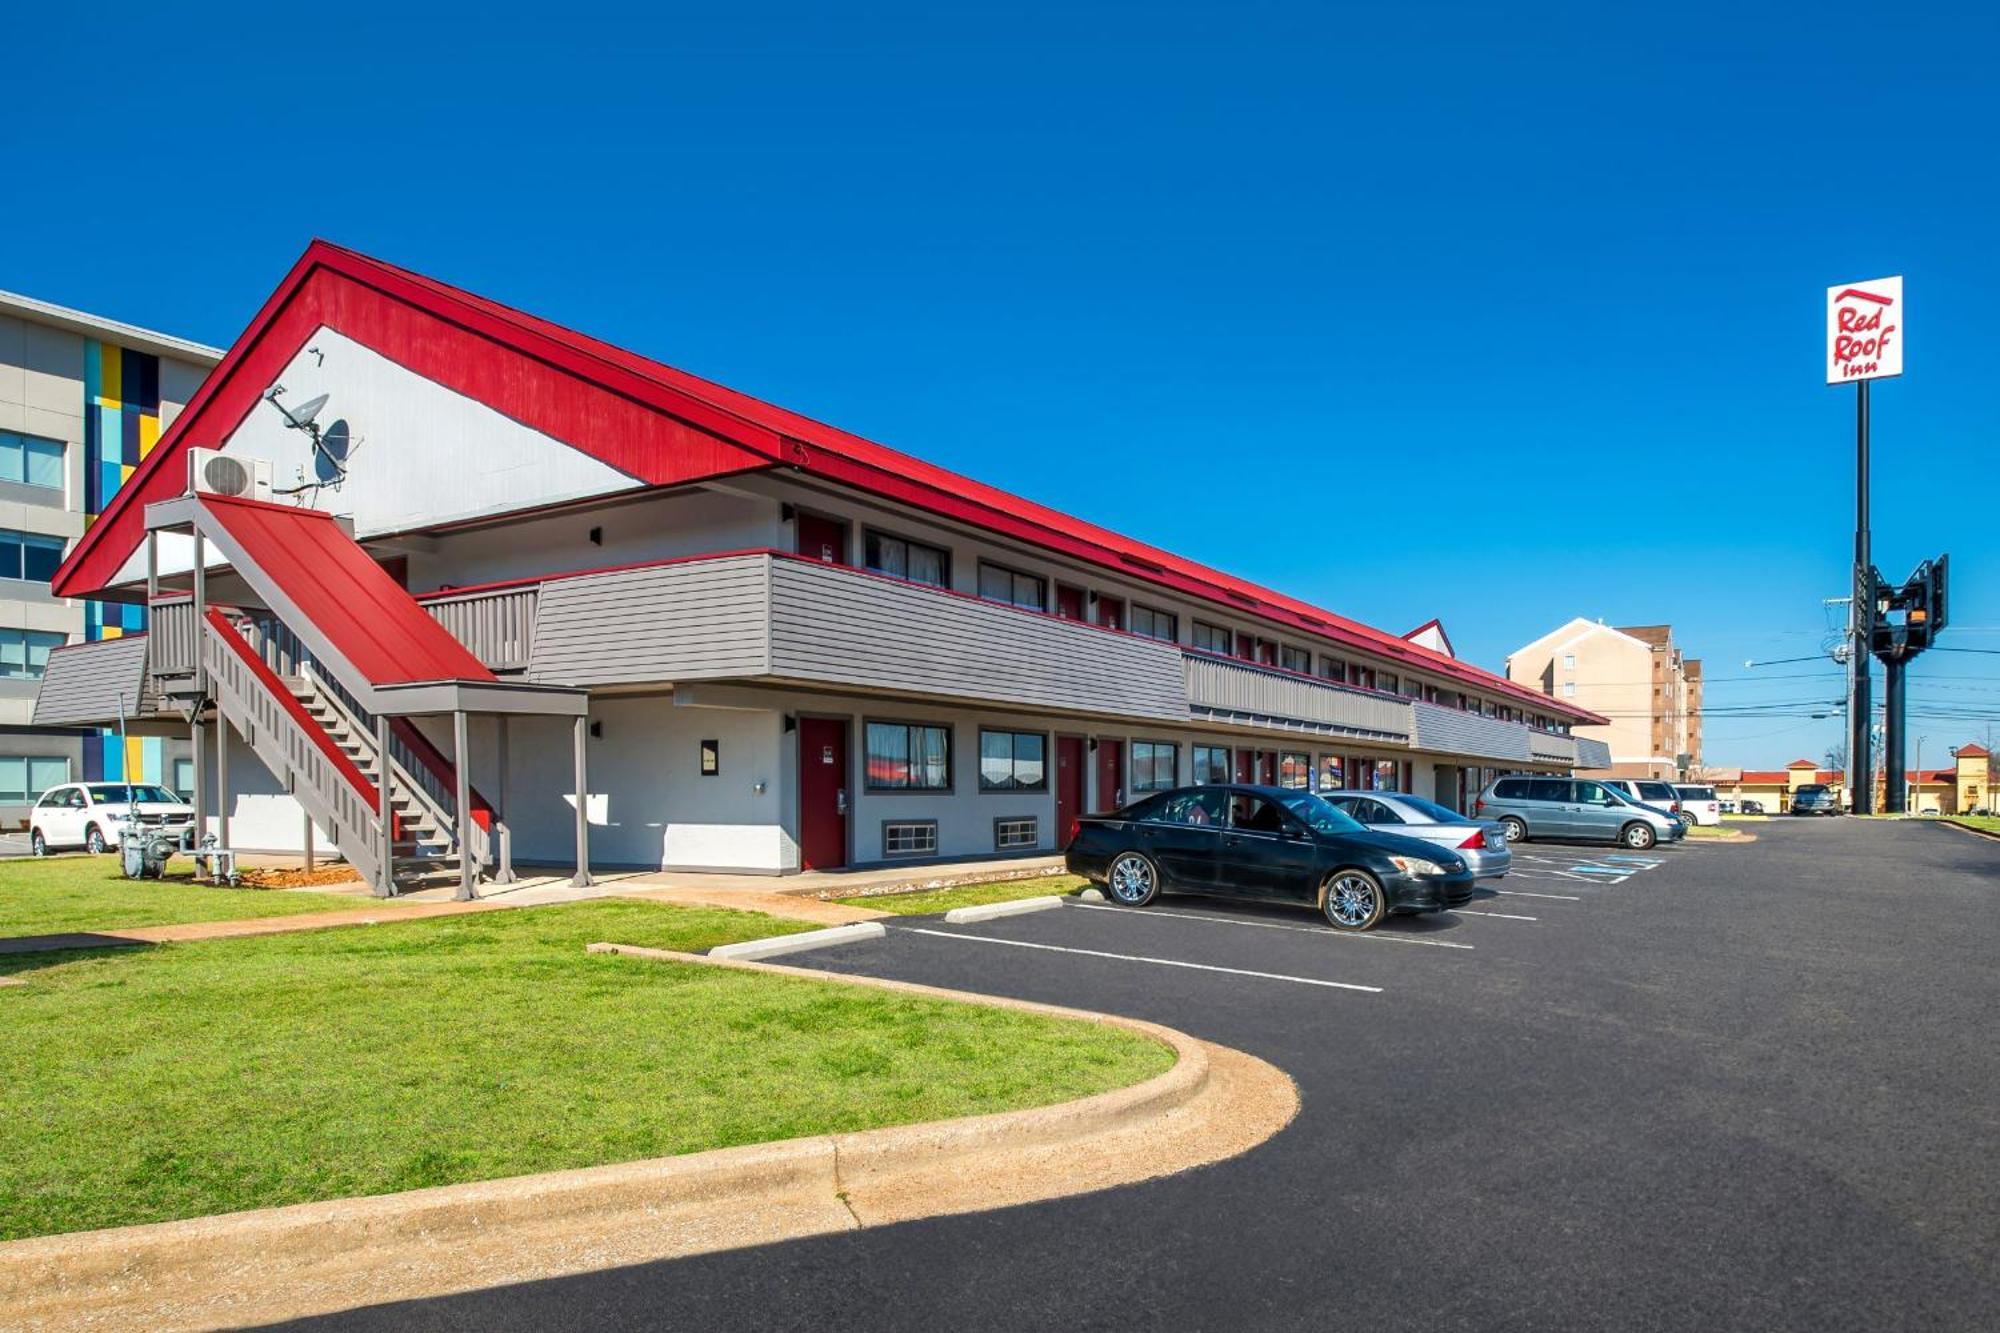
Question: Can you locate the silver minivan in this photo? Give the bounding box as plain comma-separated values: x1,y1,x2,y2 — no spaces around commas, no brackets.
1473,776,1686,850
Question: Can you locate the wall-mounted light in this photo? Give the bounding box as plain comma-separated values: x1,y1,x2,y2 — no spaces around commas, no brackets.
1087,738,1097,753
590,721,604,739
783,714,797,733
589,526,603,546
780,503,796,522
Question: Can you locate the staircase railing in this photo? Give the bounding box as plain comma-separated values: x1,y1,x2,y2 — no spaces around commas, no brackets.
300,662,494,875
202,608,385,889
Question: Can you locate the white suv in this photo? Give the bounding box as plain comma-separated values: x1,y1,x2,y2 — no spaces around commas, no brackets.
1602,779,1684,825
1673,784,1723,827
30,783,197,856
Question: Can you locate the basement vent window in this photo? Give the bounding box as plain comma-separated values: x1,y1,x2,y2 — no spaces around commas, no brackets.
994,817,1038,850
882,821,938,858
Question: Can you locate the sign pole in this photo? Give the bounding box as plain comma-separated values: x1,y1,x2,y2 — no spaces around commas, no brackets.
1850,378,1873,814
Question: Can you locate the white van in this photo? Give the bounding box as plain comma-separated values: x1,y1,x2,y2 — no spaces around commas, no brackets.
1673,784,1723,827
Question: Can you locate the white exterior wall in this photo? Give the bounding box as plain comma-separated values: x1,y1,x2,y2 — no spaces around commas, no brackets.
200,723,334,856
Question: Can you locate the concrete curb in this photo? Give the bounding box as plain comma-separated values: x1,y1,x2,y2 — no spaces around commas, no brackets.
709,921,885,959
942,895,1063,924
1077,887,1106,902
1,944,1297,1331
1940,819,2000,842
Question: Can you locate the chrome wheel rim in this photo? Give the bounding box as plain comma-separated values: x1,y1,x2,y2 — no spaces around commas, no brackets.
1109,854,1154,904
1326,874,1378,927
1503,820,1524,843
1626,826,1650,848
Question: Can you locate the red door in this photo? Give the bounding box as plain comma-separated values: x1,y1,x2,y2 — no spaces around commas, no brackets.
1095,738,1125,811
1235,633,1257,661
1055,735,1085,845
1235,750,1253,783
1097,597,1124,631
796,513,847,565
1257,751,1276,784
1055,584,1085,621
798,718,848,869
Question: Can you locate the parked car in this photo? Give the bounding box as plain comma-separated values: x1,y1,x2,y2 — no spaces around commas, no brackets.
1472,776,1686,850
1790,784,1842,816
1740,799,1766,815
1603,779,1684,823
1065,784,1477,932
1673,784,1723,828
30,782,196,856
1318,790,1512,880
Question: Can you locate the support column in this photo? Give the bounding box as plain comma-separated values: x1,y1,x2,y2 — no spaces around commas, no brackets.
492,715,517,884
1884,655,1907,815
453,710,476,902
145,530,158,601
571,713,594,888
215,714,230,866
375,713,395,898
303,808,316,872
192,530,207,694
190,713,208,876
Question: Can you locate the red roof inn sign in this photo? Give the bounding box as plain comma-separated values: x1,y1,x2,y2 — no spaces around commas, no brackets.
1826,276,1903,383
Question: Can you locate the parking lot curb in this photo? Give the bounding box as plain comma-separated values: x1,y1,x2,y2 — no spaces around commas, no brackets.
709,921,886,960
1940,819,2000,843
0,944,1296,1331
942,895,1063,924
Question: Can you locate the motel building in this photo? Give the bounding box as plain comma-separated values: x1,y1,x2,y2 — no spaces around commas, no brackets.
33,242,1609,894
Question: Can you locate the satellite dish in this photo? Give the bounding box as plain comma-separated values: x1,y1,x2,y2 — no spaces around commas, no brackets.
282,393,331,430
314,419,351,484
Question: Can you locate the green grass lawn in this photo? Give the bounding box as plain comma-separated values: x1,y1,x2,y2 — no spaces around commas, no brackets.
835,873,1088,916
0,898,1171,1241
1948,814,2000,834
0,856,384,941
1686,824,1744,839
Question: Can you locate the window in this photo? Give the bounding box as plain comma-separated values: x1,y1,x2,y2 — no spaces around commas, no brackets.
1130,740,1179,793
1562,681,1577,697
864,531,950,588
1318,754,1346,790
0,755,69,804
1192,744,1230,785
0,432,64,490
1527,778,1576,802
882,821,939,857
1151,789,1226,826
864,721,952,790
1278,752,1311,789
0,629,67,678
1320,656,1347,683
172,758,195,800
1129,603,1178,642
0,531,65,583
1372,759,1401,792
1402,678,1423,698
994,816,1039,850
979,729,1046,791
1193,621,1232,654
977,562,1045,612
1563,653,1576,669
1227,793,1289,833
1280,645,1311,674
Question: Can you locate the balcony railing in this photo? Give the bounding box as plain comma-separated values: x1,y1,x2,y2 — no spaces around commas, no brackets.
420,586,539,673
147,594,199,684
1183,651,1411,741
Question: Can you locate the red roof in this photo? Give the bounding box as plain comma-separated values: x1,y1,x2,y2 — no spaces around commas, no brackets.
200,494,496,686
1957,743,1990,758
56,240,1604,726
1787,758,1820,769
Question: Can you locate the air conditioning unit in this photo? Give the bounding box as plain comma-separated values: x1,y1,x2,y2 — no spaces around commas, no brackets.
187,448,273,502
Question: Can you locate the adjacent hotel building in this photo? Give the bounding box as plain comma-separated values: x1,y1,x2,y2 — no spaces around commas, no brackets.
1507,619,1702,781
0,289,221,826
36,242,1609,888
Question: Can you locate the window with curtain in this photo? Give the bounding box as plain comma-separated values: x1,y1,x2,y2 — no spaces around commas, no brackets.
1318,754,1345,790
977,562,1046,612
979,729,1047,791
1278,752,1311,789
1129,604,1178,642
864,531,950,588
1192,622,1232,654
1192,744,1230,785
864,721,952,790
1130,741,1179,793
1280,646,1310,674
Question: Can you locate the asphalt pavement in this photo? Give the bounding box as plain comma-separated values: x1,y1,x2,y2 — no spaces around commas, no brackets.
277,819,2000,1332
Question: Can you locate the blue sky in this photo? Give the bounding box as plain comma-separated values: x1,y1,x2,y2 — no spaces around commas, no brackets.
9,2,1997,767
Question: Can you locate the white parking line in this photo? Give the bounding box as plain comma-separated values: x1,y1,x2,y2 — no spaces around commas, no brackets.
1451,909,1538,922
1494,889,1582,901
1066,900,1474,949
899,927,1383,992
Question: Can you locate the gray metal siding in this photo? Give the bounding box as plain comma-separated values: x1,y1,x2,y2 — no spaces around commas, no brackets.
1410,701,1533,763
1184,654,1411,740
767,559,1187,720
1529,732,1578,764
1574,736,1613,769
31,637,154,727
527,556,772,686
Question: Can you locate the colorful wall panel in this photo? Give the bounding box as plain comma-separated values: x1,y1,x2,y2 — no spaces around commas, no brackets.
80,338,165,784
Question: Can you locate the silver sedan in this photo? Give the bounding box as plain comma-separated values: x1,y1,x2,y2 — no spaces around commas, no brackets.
1317,791,1513,880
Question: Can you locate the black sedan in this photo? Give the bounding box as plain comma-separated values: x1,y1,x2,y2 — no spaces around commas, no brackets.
1064,784,1478,931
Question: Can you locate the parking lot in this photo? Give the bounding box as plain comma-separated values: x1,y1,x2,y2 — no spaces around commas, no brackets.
301,817,2000,1332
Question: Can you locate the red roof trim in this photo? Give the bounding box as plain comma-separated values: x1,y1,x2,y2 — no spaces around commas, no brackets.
57,239,1605,726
